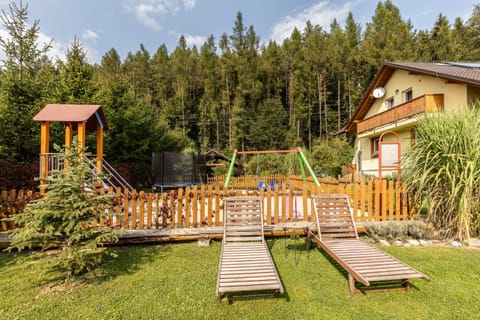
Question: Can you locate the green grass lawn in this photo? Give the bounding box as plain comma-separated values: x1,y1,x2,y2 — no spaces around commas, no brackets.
1,239,479,320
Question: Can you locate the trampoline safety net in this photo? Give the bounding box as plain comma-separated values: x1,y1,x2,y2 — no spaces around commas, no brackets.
152,152,207,191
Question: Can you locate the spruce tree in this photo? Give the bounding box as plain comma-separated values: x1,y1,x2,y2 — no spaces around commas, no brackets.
7,140,118,279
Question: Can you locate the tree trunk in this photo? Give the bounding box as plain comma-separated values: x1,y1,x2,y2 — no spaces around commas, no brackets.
288,71,294,127
226,73,232,150
317,70,323,140
216,119,220,150
324,74,328,142
337,75,341,131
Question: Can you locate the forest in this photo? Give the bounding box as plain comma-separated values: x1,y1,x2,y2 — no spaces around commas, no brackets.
1,0,480,188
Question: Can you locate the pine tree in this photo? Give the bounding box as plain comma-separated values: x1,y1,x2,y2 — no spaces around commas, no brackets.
199,35,221,151
429,14,453,62
466,4,480,60
8,140,118,279
56,36,95,104
0,0,52,162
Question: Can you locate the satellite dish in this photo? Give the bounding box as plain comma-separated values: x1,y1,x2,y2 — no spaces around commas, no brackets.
372,87,385,98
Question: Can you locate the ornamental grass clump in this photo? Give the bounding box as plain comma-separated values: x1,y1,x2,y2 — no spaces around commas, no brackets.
402,108,480,243
7,140,118,278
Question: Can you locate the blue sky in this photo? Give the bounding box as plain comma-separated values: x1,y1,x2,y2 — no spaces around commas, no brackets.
0,0,478,63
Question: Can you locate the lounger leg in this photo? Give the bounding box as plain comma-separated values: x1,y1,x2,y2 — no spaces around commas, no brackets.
402,279,410,292
348,274,359,294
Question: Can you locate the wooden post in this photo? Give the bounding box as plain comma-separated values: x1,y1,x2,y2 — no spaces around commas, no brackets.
288,186,294,221
266,188,272,224
176,188,183,227
131,189,137,229
1,190,7,231
395,181,401,221
192,185,198,227
214,185,220,226
200,185,205,225
185,187,191,228
367,180,373,221
360,181,366,222
147,193,153,228
123,190,129,229
303,189,308,222
274,184,280,223
65,122,73,147
207,185,213,226
139,191,145,229
96,125,104,173
77,121,86,156
375,179,380,222
40,121,50,190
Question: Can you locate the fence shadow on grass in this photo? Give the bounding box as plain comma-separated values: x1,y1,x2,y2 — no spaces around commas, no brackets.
90,243,172,284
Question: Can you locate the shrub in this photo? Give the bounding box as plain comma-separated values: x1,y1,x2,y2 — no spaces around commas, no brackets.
402,108,480,243
407,220,425,239
7,141,118,278
385,221,406,241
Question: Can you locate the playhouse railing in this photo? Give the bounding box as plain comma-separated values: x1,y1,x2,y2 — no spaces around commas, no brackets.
38,153,132,193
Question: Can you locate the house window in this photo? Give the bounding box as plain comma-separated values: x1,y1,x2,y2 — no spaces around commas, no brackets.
371,137,379,158
386,97,394,109
403,89,413,102
410,128,417,147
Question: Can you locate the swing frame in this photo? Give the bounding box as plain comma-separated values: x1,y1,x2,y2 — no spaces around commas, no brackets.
223,147,320,188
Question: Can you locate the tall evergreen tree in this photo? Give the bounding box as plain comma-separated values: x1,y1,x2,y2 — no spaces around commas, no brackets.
451,17,469,61
466,4,480,60
0,0,51,162
429,14,454,62
56,37,95,104
361,0,415,78
199,35,221,151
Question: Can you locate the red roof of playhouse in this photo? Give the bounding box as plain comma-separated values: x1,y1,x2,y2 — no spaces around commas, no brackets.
33,104,108,131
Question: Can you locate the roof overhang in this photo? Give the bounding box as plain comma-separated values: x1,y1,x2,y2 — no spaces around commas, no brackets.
33,104,108,131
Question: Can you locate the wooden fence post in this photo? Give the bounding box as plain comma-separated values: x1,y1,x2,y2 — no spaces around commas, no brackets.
131,189,138,229
192,185,198,227
176,188,183,227
123,189,130,229
214,185,220,226
139,191,145,229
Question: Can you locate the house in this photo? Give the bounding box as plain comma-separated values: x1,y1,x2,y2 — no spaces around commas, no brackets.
344,62,480,177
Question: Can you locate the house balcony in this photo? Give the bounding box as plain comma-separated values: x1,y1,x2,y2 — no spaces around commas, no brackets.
357,94,444,134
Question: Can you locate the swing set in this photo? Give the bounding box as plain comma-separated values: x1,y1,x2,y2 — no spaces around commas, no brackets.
223,147,320,188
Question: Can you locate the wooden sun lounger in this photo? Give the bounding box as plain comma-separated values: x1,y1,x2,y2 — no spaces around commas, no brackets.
216,196,284,300
311,194,430,294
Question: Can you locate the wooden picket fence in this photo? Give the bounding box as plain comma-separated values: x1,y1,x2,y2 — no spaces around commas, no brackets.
1,176,414,232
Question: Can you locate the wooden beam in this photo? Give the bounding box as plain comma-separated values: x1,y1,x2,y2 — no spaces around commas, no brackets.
40,122,50,189
96,124,104,173
65,122,73,148
77,121,86,155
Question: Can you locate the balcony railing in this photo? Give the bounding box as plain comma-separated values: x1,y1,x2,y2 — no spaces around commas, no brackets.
357,94,444,133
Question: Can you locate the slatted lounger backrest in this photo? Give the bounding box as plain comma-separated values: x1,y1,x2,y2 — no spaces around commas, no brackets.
223,196,264,243
313,194,358,241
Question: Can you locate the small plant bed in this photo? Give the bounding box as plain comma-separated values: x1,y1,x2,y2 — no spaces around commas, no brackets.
1,239,480,319
362,220,480,248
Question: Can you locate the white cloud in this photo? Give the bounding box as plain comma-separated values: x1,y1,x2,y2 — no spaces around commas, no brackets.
169,30,206,48
270,0,356,44
82,29,99,41
183,0,196,11
123,0,197,31
183,33,207,47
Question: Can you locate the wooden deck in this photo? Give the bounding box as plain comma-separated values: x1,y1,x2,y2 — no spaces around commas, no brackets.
216,196,284,300
311,194,430,294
